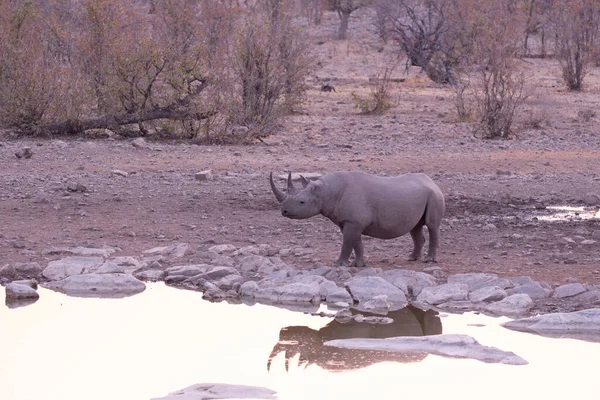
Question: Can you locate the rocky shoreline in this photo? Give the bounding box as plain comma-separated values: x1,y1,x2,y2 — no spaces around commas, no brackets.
3,242,600,318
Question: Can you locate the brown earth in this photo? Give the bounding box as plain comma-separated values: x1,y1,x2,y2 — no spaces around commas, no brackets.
1,9,600,301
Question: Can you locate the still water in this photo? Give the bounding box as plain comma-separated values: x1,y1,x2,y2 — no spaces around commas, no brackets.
1,283,599,400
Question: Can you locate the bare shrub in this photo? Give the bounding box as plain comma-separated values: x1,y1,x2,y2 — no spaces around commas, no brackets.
551,0,600,91
452,81,472,121
220,2,314,140
0,0,86,130
351,60,396,114
388,0,458,84
453,1,526,139
0,0,312,141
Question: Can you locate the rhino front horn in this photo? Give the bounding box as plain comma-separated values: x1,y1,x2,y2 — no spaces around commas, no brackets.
269,172,286,203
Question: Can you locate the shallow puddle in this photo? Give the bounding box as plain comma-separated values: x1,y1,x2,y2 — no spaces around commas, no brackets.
535,205,600,221
1,284,599,400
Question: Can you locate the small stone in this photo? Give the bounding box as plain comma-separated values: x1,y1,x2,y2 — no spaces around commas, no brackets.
15,147,33,159
581,239,596,245
112,170,129,177
132,138,149,148
195,170,213,181
5,283,40,301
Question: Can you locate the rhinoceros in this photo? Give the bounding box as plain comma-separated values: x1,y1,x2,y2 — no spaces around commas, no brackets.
269,171,445,267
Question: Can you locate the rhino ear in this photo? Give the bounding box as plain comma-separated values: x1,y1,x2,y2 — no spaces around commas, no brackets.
299,175,310,188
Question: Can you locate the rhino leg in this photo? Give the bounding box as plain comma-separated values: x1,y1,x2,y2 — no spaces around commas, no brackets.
408,225,425,261
350,237,366,268
424,228,439,263
334,223,363,267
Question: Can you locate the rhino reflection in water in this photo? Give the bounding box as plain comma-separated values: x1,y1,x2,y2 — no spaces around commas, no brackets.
267,306,442,372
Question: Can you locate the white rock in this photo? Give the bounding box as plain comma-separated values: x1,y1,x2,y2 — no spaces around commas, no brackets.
380,269,437,296
324,334,527,365
447,273,500,291
507,282,551,299
278,282,321,303
151,383,277,400
134,269,166,282
207,244,237,254
417,283,469,305
42,273,146,298
239,281,259,297
484,294,533,317
345,276,408,311
144,243,189,258
5,283,40,300
469,286,507,303
502,308,600,342
552,283,586,299
361,295,391,315
43,257,104,281
239,255,272,273
195,170,213,181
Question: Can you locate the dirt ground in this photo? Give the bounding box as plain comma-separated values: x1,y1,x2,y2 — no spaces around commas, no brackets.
1,9,599,291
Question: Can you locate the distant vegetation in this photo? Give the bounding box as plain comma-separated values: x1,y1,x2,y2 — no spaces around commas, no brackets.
1,0,599,140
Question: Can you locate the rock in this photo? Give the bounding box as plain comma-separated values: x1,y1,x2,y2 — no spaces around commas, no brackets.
239,255,272,273
151,383,277,400
165,265,209,278
213,274,244,291
502,309,600,342
43,256,105,281
325,287,354,304
324,334,527,365
132,137,149,148
15,147,33,159
345,276,408,311
202,266,238,280
507,282,551,299
96,261,125,274
360,295,391,315
144,243,189,258
469,286,507,302
447,273,500,291
417,283,469,305
42,246,119,257
356,267,383,277
66,182,87,192
1,262,43,279
239,281,259,297
207,244,237,254
380,269,437,297
195,170,213,181
134,269,166,282
484,294,534,317
42,273,146,298
112,169,129,177
5,283,40,301
278,282,321,303
324,267,353,282
581,239,596,245
582,192,599,206
11,279,38,289
553,283,586,299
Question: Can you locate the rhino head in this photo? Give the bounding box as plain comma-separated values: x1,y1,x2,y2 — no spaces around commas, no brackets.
269,172,322,219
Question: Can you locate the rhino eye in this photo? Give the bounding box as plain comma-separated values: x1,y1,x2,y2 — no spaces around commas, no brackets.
299,201,305,205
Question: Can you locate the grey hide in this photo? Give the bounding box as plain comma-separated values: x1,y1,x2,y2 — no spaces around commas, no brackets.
269,171,445,267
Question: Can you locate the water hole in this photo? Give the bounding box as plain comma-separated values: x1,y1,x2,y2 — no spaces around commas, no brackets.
1,284,599,400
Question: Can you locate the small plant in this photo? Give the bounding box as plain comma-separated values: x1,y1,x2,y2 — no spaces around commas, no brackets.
351,63,395,115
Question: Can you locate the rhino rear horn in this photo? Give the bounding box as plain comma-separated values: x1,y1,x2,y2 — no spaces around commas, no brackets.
287,172,299,195
299,175,310,188
269,172,286,203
